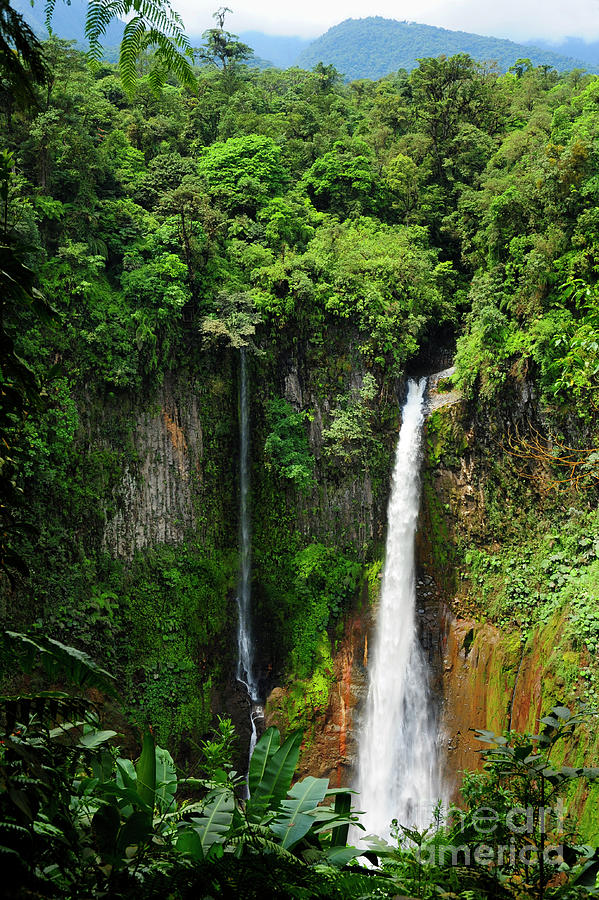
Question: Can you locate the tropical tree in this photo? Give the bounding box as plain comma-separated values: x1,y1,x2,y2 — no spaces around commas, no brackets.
195,6,253,73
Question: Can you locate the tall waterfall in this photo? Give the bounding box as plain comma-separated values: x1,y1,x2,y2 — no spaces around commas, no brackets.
236,349,262,763
357,378,443,841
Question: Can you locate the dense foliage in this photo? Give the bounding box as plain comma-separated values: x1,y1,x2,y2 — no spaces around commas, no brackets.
2,12,599,896
2,635,599,899
296,17,588,82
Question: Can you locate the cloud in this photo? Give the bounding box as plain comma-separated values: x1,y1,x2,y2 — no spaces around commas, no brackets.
420,0,599,42
173,0,599,42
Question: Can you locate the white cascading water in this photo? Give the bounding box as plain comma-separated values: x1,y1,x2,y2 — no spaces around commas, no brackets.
357,377,443,841
236,349,262,763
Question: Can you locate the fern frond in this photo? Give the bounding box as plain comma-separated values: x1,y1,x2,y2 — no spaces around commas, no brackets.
0,1,48,99
43,0,57,30
0,844,24,861
0,822,29,837
85,0,126,63
42,0,195,94
118,16,148,94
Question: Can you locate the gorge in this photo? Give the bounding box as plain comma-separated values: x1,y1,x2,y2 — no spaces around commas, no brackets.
2,25,599,898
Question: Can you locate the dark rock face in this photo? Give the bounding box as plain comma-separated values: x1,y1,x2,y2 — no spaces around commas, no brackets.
102,376,204,557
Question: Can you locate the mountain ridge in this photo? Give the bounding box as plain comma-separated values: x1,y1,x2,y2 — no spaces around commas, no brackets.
297,16,591,80
10,4,592,79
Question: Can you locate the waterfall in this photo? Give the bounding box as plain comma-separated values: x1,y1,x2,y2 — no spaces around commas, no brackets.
357,377,443,842
236,349,263,766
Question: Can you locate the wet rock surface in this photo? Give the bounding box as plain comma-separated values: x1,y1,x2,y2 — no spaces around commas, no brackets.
102,375,203,558
265,603,372,787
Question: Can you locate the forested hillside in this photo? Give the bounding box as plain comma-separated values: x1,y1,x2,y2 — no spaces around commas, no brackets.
297,17,588,80
1,17,599,897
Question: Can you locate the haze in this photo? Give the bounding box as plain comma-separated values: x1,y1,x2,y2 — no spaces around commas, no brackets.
173,0,599,43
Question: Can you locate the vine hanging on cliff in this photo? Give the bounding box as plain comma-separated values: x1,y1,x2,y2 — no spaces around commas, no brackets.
505,423,599,493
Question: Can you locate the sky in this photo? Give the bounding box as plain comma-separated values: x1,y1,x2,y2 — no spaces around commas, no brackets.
174,0,599,43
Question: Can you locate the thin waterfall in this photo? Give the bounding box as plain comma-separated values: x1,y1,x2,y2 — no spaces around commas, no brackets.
357,377,443,841
236,349,263,764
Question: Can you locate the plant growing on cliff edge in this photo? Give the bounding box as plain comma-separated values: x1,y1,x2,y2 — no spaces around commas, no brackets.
460,705,599,900
201,290,262,351
505,423,599,493
264,397,315,493
378,706,599,900
323,373,379,470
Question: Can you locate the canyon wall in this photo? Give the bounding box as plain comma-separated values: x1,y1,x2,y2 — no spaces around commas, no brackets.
265,382,599,846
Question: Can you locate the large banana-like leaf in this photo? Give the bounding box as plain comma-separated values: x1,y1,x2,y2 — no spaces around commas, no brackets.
155,745,177,813
176,829,204,861
269,776,328,850
3,631,117,697
248,729,302,819
270,811,314,850
248,726,280,797
78,727,118,750
331,791,351,848
325,846,364,867
116,757,137,791
135,731,156,810
188,788,234,854
278,776,329,815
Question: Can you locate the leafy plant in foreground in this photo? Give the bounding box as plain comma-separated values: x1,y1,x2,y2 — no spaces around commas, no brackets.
0,631,394,898
383,705,599,900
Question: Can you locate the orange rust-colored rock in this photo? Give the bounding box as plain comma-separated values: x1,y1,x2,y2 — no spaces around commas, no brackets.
439,607,599,824
265,603,371,787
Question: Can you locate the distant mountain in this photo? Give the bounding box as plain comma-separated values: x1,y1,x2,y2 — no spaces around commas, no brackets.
238,31,311,69
11,4,592,80
12,0,124,48
532,37,599,68
297,17,591,81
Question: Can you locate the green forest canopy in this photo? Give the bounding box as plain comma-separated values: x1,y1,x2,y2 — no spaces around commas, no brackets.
1,14,599,897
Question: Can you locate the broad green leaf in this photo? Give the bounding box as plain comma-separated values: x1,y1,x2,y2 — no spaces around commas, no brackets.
176,829,204,860
136,731,156,810
280,776,328,814
78,729,118,749
326,846,363,866
49,720,83,738
364,834,394,855
248,726,280,797
331,791,352,848
552,706,573,721
270,776,329,850
155,745,177,813
270,811,313,850
311,814,362,836
91,750,113,783
250,730,302,815
117,810,152,855
189,789,234,853
116,758,137,791
97,783,143,813
557,765,580,779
